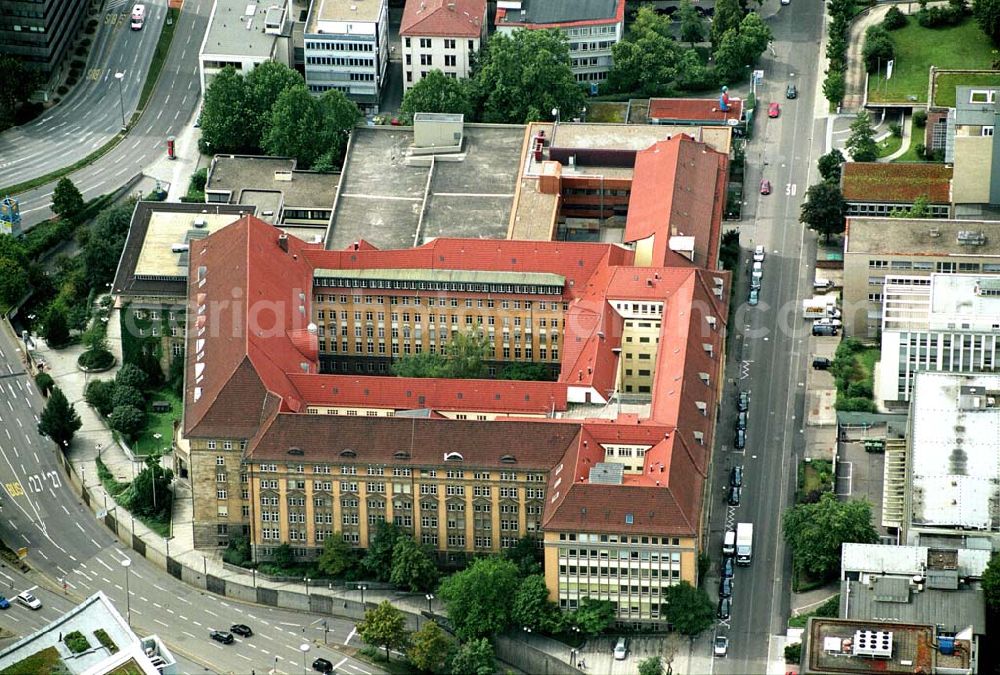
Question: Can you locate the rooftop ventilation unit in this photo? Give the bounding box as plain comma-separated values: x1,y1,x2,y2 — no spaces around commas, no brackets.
852,630,893,659
193,217,208,228
957,230,987,246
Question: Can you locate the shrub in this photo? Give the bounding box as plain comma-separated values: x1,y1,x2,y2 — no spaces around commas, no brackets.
57,85,69,96
78,348,115,370
836,396,877,413
889,122,902,138
785,642,803,664
70,59,85,70
93,628,118,654
111,384,145,411
75,45,87,57
35,372,55,397
80,38,92,48
64,630,91,654
915,142,926,158
883,6,907,29
85,379,116,417
913,109,927,128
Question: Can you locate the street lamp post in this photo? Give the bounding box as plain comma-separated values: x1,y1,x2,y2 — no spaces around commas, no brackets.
298,643,310,674
425,593,434,613
358,584,368,606
304,577,310,597
114,71,126,131
121,558,132,625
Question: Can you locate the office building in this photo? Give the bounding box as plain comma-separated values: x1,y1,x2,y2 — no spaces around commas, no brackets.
198,0,291,94
0,0,89,76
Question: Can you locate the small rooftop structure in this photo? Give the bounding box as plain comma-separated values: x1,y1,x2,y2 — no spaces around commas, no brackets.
841,542,991,581
647,97,745,126
803,618,949,674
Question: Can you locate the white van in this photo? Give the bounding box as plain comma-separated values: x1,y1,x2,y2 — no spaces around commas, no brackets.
131,4,145,30
613,637,628,660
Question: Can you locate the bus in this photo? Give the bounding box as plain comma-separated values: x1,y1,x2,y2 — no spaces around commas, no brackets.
130,4,145,30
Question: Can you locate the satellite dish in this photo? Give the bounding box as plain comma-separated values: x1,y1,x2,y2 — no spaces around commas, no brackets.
727,119,739,126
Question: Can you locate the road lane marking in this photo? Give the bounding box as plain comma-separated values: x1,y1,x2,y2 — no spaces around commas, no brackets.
183,631,196,638
153,584,167,592
204,609,218,617
344,627,356,645
154,619,168,627
193,620,202,626
75,522,86,533
96,557,112,571
61,505,70,514
37,549,47,560
237,654,252,662
260,633,274,641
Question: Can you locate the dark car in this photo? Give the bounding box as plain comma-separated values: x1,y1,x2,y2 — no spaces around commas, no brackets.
748,288,760,306
737,391,749,412
727,486,741,506
812,357,832,370
717,597,732,620
0,596,9,610
730,465,743,488
786,83,798,99
734,428,746,450
230,624,252,637
812,323,839,337
719,576,733,598
722,556,735,579
736,411,748,431
312,657,334,674
210,630,234,644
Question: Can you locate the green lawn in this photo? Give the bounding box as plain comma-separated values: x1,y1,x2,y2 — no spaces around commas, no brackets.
132,387,181,456
867,19,996,103
0,647,64,675
876,133,903,158
586,102,628,123
933,72,1000,107
892,133,928,162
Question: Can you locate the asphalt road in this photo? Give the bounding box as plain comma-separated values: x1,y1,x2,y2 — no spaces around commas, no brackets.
707,0,826,672
0,1,166,189
0,326,380,675
14,0,211,228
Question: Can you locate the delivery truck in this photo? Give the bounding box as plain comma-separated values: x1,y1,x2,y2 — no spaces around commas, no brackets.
736,522,753,566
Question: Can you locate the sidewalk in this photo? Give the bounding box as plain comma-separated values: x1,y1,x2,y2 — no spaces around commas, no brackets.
843,5,892,112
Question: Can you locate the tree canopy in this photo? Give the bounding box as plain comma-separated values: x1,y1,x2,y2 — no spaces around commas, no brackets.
401,70,475,118
982,551,1000,611
357,601,408,661
565,597,616,636
448,638,495,675
200,66,257,154
711,0,744,48
846,111,879,162
0,256,28,308
407,621,453,673
389,536,439,592
679,0,706,45
713,12,772,83
392,330,490,379
126,455,173,518
0,55,38,132
474,30,584,123
82,203,133,290
512,574,563,633
52,178,85,224
817,149,845,183
317,533,358,578
800,181,846,243
783,493,879,579
607,7,684,96
38,387,82,449
662,581,714,635
639,656,665,675
438,556,521,640
973,0,1000,43
362,520,407,581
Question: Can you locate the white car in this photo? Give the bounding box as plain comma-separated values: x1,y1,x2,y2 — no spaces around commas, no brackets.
17,591,41,610
714,635,729,657
814,317,843,328
752,261,763,280
753,245,765,262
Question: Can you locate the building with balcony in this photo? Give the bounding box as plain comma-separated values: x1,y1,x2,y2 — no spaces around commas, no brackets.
494,0,625,87
304,0,390,112
400,0,486,90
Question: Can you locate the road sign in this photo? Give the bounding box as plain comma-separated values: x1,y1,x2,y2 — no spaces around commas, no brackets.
16,547,28,560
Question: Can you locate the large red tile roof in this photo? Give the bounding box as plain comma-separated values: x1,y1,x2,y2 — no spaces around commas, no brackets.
841,162,952,204
401,0,486,37
648,98,744,124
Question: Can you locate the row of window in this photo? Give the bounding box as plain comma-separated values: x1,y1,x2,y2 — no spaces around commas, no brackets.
406,54,458,67
314,278,565,296
305,41,375,52
569,41,614,52
317,295,565,311
305,56,375,68
868,259,996,272
403,37,475,50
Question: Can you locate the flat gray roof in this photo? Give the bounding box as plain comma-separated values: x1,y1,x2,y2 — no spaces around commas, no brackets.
955,86,998,126
206,155,339,212
325,125,523,251
204,0,285,57
845,217,1000,256
498,0,619,24
307,0,384,30
842,580,986,633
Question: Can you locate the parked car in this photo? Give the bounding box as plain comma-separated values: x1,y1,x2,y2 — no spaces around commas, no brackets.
714,635,730,657
752,261,763,281
734,427,746,449
312,658,334,674
209,630,234,644
727,485,742,506
750,275,761,290
768,102,780,118
759,178,771,195
753,245,765,262
0,596,9,610
737,390,749,412
717,596,732,620
813,278,834,291
16,591,41,610
812,323,839,337
730,465,743,488
230,624,253,637
812,357,832,370
814,317,843,328
613,637,628,660
719,576,733,599
722,556,735,579
736,411,748,431
786,83,797,98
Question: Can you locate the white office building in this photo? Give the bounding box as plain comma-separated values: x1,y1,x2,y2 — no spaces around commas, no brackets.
199,0,291,94
878,274,1000,404
400,0,486,91
304,0,390,113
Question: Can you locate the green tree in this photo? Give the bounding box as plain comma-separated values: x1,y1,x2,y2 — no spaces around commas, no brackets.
982,551,1000,611
390,537,439,592
846,111,878,162
445,330,490,378
607,6,684,95
0,234,27,268
0,256,29,308
38,387,82,449
363,520,406,581
499,362,552,381
315,89,361,168
272,543,294,568
817,149,845,182
42,304,71,348
52,177,85,223
85,379,116,417
711,0,743,49
799,181,846,243
168,351,184,398
679,0,705,45
974,0,1000,43
783,493,879,579
822,70,846,105
639,656,665,675
662,581,714,635
504,536,542,575
391,352,452,378
474,30,584,123
109,404,145,441
115,363,149,391
82,203,134,290
438,556,520,640
401,70,475,118
713,12,772,82
0,55,38,131
862,25,895,72
448,638,495,675
244,60,305,149
34,372,55,397
566,597,615,636
126,455,173,518
317,532,358,578
407,621,453,673
200,66,256,154
263,85,326,168
223,534,252,566
357,601,408,661
890,195,931,218
512,574,562,633
111,384,145,411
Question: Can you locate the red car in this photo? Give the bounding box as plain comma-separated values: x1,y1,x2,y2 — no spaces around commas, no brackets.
768,102,780,118
760,179,771,195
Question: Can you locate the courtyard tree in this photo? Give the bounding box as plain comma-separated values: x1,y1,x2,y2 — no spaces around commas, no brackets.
245,60,305,147
38,387,82,449
846,111,879,162
109,404,145,441
127,455,173,518
362,520,406,581
200,66,256,154
389,536,439,592
317,532,358,578
662,581,714,635
799,181,846,243
263,85,327,167
783,492,879,579
512,574,563,633
42,304,71,348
